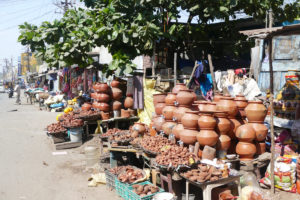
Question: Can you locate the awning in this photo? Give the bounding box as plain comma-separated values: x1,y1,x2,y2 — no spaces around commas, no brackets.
38,63,48,74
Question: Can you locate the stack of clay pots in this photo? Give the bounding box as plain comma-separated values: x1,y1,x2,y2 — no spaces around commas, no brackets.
197,111,219,147
151,93,167,134
162,93,177,136
92,82,111,119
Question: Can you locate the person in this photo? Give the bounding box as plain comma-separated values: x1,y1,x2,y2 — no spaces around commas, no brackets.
14,81,21,104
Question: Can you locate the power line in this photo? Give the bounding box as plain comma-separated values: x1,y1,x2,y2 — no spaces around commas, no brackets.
53,0,75,14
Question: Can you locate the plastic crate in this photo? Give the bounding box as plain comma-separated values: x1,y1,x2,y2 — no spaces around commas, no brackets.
127,181,164,200
115,178,132,199
105,170,117,190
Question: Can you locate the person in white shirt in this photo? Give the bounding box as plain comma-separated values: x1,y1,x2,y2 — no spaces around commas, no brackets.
14,81,21,104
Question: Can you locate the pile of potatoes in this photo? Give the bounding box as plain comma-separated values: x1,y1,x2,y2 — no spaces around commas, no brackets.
140,135,172,153
132,184,159,197
109,132,132,142
118,166,144,183
47,122,66,134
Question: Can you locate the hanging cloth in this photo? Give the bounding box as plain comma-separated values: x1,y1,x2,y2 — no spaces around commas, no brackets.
133,74,144,109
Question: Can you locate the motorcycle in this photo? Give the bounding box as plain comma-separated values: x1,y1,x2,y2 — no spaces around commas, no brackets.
8,88,13,98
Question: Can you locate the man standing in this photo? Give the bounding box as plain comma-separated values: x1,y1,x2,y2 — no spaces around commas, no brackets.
14,81,21,105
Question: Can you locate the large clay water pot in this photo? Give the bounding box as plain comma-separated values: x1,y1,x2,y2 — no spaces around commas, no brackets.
182,111,199,130
173,105,191,123
249,122,268,142
213,92,223,102
236,142,256,161
206,102,217,112
198,111,216,130
111,87,122,100
162,120,176,135
153,93,167,104
172,83,188,94
217,97,238,118
245,101,267,123
195,101,207,112
112,101,122,110
176,89,194,106
155,102,166,115
162,104,176,121
197,130,218,146
217,135,231,150
165,93,177,105
228,118,243,139
180,128,198,145
111,80,120,88
173,123,184,140
132,122,146,135
93,82,109,93
235,124,256,142
214,111,231,135
152,116,165,132
124,94,134,109
82,102,92,111
95,93,110,102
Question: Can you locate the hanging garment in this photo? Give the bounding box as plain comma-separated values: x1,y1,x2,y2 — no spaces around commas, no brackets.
133,75,144,109
227,69,235,85
199,74,213,101
214,70,222,92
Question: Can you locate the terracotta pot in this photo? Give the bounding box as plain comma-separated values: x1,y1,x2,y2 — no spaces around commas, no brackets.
180,128,198,145
112,101,122,111
228,118,243,139
217,97,238,118
111,87,122,100
195,101,207,112
255,142,266,155
236,124,256,142
213,92,223,102
162,104,176,121
214,111,231,135
162,120,176,135
173,105,191,122
152,116,165,132
92,102,110,112
132,122,146,134
82,102,92,111
149,122,157,136
197,130,218,146
153,93,167,104
245,101,267,123
111,80,120,88
182,111,199,130
94,93,110,102
165,92,177,105
236,142,256,161
198,111,216,130
172,83,188,94
217,135,231,150
93,82,109,93
176,89,194,106
206,102,217,112
90,93,96,99
100,111,110,120
250,122,268,142
190,90,197,101
234,95,248,109
121,109,131,118
155,102,166,115
173,123,184,140
124,94,134,109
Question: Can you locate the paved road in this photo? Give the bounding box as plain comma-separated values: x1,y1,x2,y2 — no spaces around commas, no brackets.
0,92,117,200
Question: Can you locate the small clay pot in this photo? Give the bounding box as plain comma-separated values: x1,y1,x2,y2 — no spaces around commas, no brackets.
152,116,165,132
234,94,248,109
198,111,216,130
181,111,199,130
111,80,120,88
176,89,194,106
162,120,176,135
124,94,134,109
236,142,256,161
90,93,96,99
214,111,231,135
173,123,184,140
255,142,266,155
165,92,177,105
92,102,110,112
250,122,268,142
111,87,122,100
155,102,166,115
197,130,218,146
121,109,131,118
95,93,110,102
217,135,231,150
132,122,146,135
149,122,157,136
172,83,188,94
245,101,267,123
112,101,122,111
206,102,217,112
195,101,207,112
153,93,167,104
235,124,256,142
162,104,176,121
93,82,109,93
82,102,92,111
217,97,238,118
180,128,198,145
173,105,191,123
213,92,223,102
100,111,110,120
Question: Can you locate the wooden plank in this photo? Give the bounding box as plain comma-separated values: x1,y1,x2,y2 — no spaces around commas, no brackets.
55,141,82,150
208,54,217,92
108,148,138,153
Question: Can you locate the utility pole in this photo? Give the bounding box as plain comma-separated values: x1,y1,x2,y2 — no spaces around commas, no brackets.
53,0,75,14
26,47,31,73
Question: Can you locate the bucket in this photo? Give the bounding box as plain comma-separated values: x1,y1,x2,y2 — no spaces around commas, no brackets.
85,145,100,168
68,127,83,142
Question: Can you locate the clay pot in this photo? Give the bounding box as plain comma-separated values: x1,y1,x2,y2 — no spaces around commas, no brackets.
149,122,157,136
195,101,207,112
176,89,194,106
198,111,216,130
82,102,92,111
180,129,198,145
162,104,176,121
235,124,256,142
234,95,248,109
217,97,238,118
111,87,122,100
155,102,166,115
152,116,165,132
100,111,110,120
245,101,267,123
213,92,223,102
173,105,191,123
197,130,218,146
214,111,231,135
227,118,243,139
256,142,266,155
172,83,188,94
217,135,231,150
153,93,167,104
92,102,110,112
121,109,131,118
236,142,256,161
128,109,135,116
162,121,176,135
93,82,109,93
94,93,110,102
165,93,177,105
206,102,217,112
173,123,184,140
190,90,197,101
250,122,268,142
112,101,122,111
111,80,120,88
90,93,96,99
132,122,146,135
181,111,199,130
124,94,134,109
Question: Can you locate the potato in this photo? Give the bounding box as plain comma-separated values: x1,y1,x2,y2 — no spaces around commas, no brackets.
137,185,144,193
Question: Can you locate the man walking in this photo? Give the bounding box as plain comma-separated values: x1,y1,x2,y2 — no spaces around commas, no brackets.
14,81,21,105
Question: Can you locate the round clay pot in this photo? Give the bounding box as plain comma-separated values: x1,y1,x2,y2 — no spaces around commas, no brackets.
249,122,268,142
121,109,131,118
214,111,231,135
165,93,177,105
162,120,176,135
176,89,194,106
217,135,231,150
180,128,198,145
124,94,134,109
234,95,248,109
217,97,238,118
172,83,188,94
198,111,216,130
93,82,109,93
112,101,122,111
173,105,191,123
245,101,267,123
132,122,146,135
162,104,176,121
236,124,256,142
99,102,110,112
213,92,223,102
149,122,157,136
255,142,266,155
111,80,120,88
173,123,184,140
155,102,166,115
197,130,218,146
152,116,165,132
90,93,96,99
236,142,256,161
195,101,207,112
94,93,110,102
228,118,243,139
153,93,167,104
181,111,199,130
206,102,217,112
100,111,110,120
82,102,92,111
190,90,197,101
111,87,122,100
